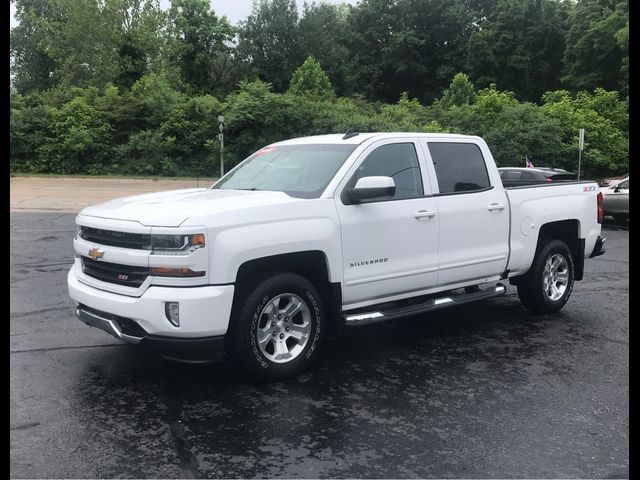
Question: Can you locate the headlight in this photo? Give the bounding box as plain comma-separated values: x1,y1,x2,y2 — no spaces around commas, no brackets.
151,233,205,255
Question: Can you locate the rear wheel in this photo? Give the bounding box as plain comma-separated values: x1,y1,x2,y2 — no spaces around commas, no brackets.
230,273,325,381
517,239,575,314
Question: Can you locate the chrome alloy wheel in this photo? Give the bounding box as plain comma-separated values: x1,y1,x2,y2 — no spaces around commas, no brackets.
256,293,312,364
542,253,569,301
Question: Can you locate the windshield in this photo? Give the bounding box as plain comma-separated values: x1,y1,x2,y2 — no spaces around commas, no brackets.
213,144,357,199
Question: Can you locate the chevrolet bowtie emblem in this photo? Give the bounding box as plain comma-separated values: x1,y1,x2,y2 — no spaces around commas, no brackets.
88,247,104,261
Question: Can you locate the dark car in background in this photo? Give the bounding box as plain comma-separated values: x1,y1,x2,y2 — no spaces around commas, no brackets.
498,167,577,187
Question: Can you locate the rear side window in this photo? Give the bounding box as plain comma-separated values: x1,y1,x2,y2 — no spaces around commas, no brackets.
428,142,491,194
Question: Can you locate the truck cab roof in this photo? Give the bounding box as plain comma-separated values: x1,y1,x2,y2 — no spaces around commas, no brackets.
272,132,483,146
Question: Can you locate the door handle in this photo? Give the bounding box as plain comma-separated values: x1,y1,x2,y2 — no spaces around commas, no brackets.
487,203,505,211
414,210,436,219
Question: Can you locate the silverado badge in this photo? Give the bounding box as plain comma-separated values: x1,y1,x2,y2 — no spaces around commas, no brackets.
88,247,104,261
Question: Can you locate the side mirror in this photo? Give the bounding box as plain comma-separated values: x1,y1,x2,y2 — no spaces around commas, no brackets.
346,176,396,204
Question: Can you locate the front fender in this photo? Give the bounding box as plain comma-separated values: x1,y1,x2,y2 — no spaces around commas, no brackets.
209,218,342,284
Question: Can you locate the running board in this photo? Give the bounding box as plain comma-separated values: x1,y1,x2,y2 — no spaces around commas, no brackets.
343,283,507,326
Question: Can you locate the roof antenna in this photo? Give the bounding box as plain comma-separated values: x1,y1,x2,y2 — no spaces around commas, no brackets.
343,129,359,140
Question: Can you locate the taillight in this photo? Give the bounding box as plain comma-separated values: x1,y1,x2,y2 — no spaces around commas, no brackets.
597,191,604,224
546,178,553,182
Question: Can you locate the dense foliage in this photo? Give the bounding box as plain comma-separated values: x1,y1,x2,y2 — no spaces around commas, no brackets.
10,0,628,178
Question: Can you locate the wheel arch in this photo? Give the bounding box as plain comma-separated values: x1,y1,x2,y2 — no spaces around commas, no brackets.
233,251,342,331
511,219,584,285
537,219,585,281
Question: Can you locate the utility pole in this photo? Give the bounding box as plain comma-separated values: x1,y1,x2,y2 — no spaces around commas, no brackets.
578,128,584,180
218,115,225,178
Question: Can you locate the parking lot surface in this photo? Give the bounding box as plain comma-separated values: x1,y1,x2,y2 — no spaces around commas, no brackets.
10,176,216,213
10,207,628,478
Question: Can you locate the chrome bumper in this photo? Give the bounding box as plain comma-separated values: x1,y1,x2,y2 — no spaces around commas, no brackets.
75,304,226,363
76,306,143,344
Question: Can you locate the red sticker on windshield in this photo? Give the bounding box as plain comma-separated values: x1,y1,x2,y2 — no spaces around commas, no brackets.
256,147,277,155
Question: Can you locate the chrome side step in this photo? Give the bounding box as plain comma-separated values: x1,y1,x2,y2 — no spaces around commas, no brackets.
343,283,507,326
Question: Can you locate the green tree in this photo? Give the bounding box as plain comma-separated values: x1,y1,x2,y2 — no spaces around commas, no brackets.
10,92,56,170
346,0,486,103
615,21,628,95
165,0,235,94
37,96,113,173
10,0,62,93
11,0,165,92
130,73,184,126
288,57,334,99
236,0,303,92
541,89,628,176
562,0,628,92
104,0,165,90
466,0,570,101
297,2,352,96
45,0,120,89
439,72,476,108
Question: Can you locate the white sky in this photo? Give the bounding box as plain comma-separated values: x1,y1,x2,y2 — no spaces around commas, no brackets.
11,0,360,28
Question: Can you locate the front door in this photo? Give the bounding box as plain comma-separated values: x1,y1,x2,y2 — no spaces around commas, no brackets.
335,139,439,307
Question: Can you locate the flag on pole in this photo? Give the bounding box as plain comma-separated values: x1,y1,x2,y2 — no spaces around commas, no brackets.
525,155,535,168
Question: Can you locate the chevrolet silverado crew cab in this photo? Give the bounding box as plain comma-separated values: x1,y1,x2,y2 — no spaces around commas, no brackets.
68,132,606,380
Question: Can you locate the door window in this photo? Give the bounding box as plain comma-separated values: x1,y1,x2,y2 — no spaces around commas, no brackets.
347,143,423,200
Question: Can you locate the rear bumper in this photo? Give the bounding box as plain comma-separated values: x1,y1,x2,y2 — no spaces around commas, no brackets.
590,235,606,258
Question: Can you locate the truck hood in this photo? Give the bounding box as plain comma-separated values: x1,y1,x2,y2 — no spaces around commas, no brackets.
78,188,297,227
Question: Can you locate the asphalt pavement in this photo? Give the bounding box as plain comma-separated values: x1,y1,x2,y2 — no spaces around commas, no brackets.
10,212,629,478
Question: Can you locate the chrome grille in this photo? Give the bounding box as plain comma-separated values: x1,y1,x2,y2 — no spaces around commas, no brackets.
80,226,151,250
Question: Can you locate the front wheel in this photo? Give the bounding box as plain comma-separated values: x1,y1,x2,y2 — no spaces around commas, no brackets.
230,273,325,381
517,239,575,314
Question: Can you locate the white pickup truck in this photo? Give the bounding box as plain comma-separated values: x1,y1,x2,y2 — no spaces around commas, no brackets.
68,132,606,380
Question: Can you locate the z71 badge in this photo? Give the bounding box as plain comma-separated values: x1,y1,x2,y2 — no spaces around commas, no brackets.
583,186,596,192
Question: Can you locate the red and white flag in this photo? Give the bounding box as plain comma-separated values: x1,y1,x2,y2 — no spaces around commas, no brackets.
525,156,535,168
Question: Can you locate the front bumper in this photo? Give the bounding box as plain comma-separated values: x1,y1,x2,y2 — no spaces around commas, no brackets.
68,266,235,339
76,304,226,362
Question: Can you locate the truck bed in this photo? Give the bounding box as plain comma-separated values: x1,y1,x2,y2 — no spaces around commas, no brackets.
504,180,601,277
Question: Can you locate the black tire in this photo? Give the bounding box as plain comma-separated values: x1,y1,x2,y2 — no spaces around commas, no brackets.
517,239,575,314
230,272,325,381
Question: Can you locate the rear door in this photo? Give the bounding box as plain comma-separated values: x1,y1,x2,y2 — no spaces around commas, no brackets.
420,140,509,285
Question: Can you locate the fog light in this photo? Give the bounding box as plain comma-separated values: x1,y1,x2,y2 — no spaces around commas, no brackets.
165,302,180,327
